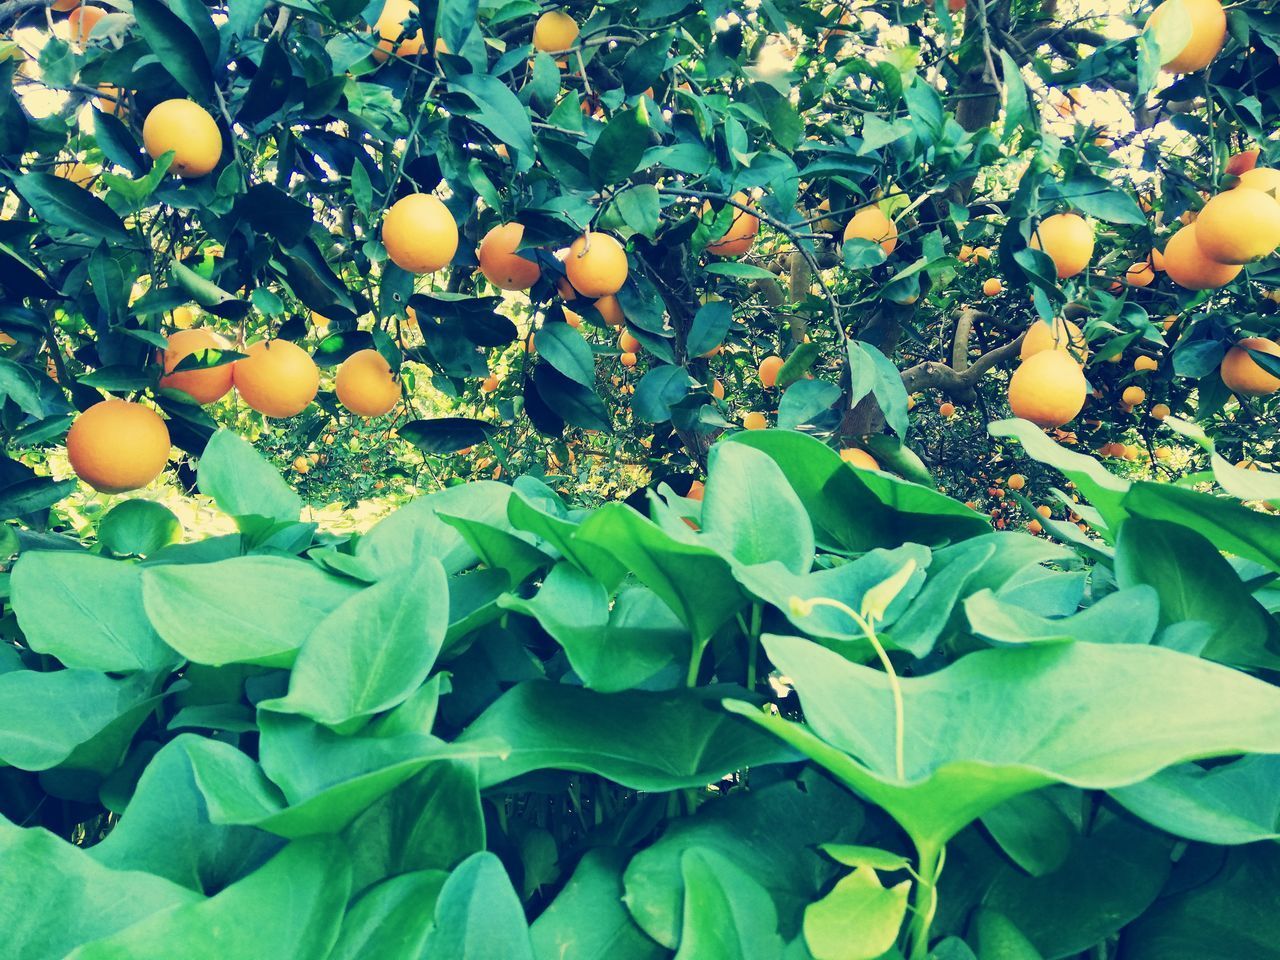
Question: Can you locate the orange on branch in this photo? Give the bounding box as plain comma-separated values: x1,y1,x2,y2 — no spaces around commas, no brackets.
1007,350,1088,427
839,448,878,470
1192,188,1280,264
1163,223,1242,289
1147,0,1227,74
758,354,784,388
1020,317,1089,361
233,340,320,418
1125,261,1155,287
382,194,459,274
66,399,170,493
478,222,541,290
159,328,234,404
1029,213,1094,279
565,232,628,297
843,206,897,255
336,349,401,417
704,192,760,257
142,100,222,178
1221,337,1280,396
533,10,579,52
743,411,768,430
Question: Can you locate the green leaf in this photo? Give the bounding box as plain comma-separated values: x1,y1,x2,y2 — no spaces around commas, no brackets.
776,341,821,390
399,417,497,455
1115,517,1280,669
727,636,1280,848
962,586,1159,647
778,379,841,429
0,813,201,960
532,848,666,960
0,476,77,520
423,853,534,960
13,173,129,243
804,866,911,960
0,357,49,418
971,908,1045,960
328,871,446,960
11,552,178,672
633,365,693,424
260,564,449,727
536,322,595,386
449,73,535,163
1122,481,1280,574
686,299,732,358
67,838,351,960
615,183,661,238
998,50,1031,141
459,681,797,791
674,848,785,960
500,563,685,691
703,441,815,575
358,481,512,577
591,107,651,187
132,0,215,100
704,261,779,280
533,365,611,432
0,669,155,771
438,512,550,584
198,430,302,525
98,500,181,557
141,557,361,667
1055,175,1145,225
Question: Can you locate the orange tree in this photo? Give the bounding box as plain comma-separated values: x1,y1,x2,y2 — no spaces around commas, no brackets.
0,0,1278,514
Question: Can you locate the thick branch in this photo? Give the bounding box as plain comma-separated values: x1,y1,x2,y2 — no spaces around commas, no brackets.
901,332,1025,400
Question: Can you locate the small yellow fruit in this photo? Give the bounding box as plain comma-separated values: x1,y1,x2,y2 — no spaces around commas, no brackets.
532,10,579,52
843,206,897,255
1122,385,1146,406
481,375,500,393
595,294,625,327
372,0,424,60
620,352,638,368
143,100,223,178
294,456,310,474
336,349,400,417
839,448,878,470
939,401,956,418
1008,473,1026,490
982,278,1003,296
1134,355,1158,372
758,354,784,388
711,378,725,399
743,411,768,430
1150,403,1171,420
619,331,641,354
382,194,459,274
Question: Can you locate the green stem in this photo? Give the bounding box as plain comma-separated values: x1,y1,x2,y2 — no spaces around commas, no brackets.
686,638,705,687
745,602,762,692
906,842,944,960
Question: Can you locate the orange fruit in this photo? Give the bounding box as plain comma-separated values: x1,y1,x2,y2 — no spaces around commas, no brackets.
839,448,878,470
51,0,79,10
758,354,784,388
958,244,974,262
1029,213,1094,279
67,5,106,43
619,330,641,353
948,0,966,11
711,378,725,399
973,246,992,260
1134,355,1158,372
620,352,638,368
478,222,541,290
532,10,579,52
1163,223,1242,289
172,305,199,329
687,479,705,501
1220,337,1280,395
382,194,458,274
1125,261,1155,286
293,456,310,474
66,399,170,493
1008,473,1026,490
54,159,95,186
1192,188,1280,264
743,411,768,430
704,192,760,257
1155,445,1172,459
982,278,1003,296
142,100,222,178
372,0,424,60
563,307,582,328
481,375,500,393
1122,385,1146,406
565,232,628,296
1147,0,1226,73
843,206,897,255
595,294,625,327
939,401,956,417
1007,350,1088,427
1234,167,1280,196
1150,402,1171,420
336,349,400,417
1027,519,1043,535
1036,504,1052,518
94,82,125,115
160,328,234,404
1020,317,1089,361
233,340,320,418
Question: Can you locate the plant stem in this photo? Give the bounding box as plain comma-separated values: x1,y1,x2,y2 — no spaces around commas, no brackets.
906,842,944,960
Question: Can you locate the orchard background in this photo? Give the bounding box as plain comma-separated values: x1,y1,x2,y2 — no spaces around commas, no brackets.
2,0,1280,957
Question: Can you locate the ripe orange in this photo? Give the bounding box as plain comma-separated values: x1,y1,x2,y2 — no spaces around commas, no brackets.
958,244,974,262
233,340,320,418
620,352,638,368
66,399,170,493
1192,188,1280,264
982,278,1003,296
843,206,897,255
382,194,458,274
566,232,628,297
1027,519,1043,535
947,0,966,11
481,375,500,393
1020,317,1089,361
1134,355,1158,372
532,10,579,52
336,349,400,417
619,330,641,354
973,246,992,260
160,328,234,404
711,378,725,399
478,222,541,290
67,4,105,43
1163,223,1242,289
758,354,784,388
1234,167,1280,196
1007,350,1088,427
51,0,79,10
372,0,424,59
1008,473,1025,490
1150,402,1171,420
1125,261,1155,286
939,401,956,417
1155,446,1172,459
1036,504,1052,518
1147,0,1226,73
704,192,760,257
839,448,878,470
294,456,310,474
1122,385,1146,406
595,294,625,327
142,100,222,178
1220,337,1280,395
743,411,768,430
1029,213,1094,279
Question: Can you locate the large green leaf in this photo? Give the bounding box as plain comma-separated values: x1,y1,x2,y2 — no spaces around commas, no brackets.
0,814,200,960
803,865,911,960
197,429,302,525
0,669,155,771
702,440,815,575
532,848,666,960
67,838,351,960
499,562,686,691
962,586,1159,646
260,563,449,726
459,681,797,791
1123,481,1280,574
141,557,361,667
328,871,448,960
507,480,628,590
12,173,130,243
1115,517,1280,669
422,852,535,960
357,481,512,577
132,0,215,99
727,636,1280,847
673,848,785,959
1111,755,1280,844
11,552,179,673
